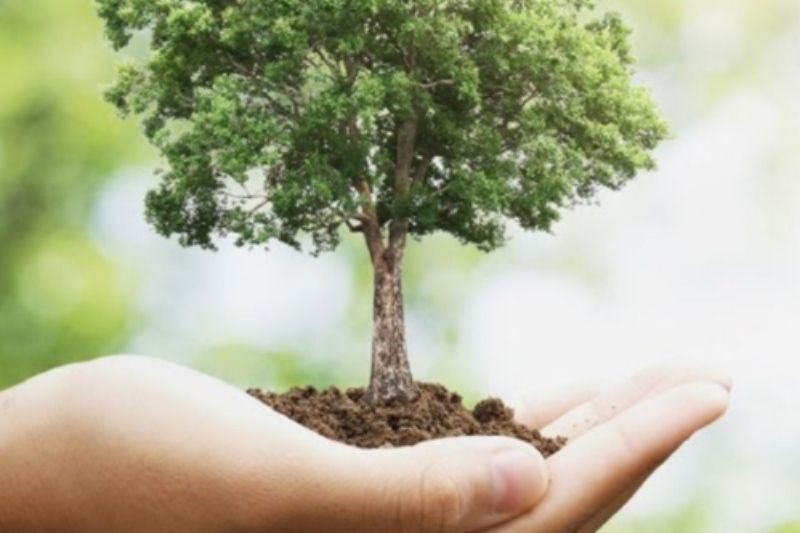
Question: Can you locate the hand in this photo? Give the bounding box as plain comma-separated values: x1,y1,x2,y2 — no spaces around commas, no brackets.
0,356,729,533
0,355,546,532
503,363,732,532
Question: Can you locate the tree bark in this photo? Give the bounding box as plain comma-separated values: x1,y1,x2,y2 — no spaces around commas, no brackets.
366,253,416,404
362,117,420,404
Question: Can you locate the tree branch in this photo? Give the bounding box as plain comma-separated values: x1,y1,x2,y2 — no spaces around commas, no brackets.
520,85,540,108
345,219,365,233
417,79,455,89
355,180,385,265
311,46,345,79
393,118,418,197
375,18,413,70
248,198,269,215
340,209,369,233
388,117,419,260
412,152,435,183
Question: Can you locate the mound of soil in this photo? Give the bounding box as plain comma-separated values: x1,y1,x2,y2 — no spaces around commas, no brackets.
248,382,565,457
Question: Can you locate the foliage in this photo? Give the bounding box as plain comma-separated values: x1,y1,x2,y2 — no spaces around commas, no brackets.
96,0,667,255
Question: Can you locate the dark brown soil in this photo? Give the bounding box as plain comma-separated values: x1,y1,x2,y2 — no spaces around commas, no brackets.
248,382,565,457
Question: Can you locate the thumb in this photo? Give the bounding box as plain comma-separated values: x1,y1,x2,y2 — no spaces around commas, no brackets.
330,437,549,533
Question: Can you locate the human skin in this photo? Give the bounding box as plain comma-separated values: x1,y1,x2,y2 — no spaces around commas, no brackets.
0,356,729,532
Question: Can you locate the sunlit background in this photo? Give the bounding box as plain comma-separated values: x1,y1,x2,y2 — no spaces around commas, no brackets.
1,1,798,531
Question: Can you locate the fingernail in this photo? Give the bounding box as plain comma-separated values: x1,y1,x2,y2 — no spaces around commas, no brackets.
489,450,547,514
711,373,733,392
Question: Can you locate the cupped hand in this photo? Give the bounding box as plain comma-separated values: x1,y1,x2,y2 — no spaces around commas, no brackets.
503,363,732,532
0,356,729,533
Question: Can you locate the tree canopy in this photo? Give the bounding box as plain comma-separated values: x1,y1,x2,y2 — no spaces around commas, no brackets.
97,0,668,255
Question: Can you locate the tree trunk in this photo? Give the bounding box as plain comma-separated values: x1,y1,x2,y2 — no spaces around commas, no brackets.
363,117,420,404
366,257,416,404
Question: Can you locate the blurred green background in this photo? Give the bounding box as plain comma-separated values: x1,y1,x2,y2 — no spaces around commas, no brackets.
1,1,798,531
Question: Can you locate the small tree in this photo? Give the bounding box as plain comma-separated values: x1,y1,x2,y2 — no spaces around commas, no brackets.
97,0,667,404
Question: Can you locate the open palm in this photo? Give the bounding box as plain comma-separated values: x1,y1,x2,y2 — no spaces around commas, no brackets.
498,364,731,532
0,357,728,532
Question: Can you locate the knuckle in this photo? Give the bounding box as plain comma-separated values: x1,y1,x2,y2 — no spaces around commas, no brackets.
86,354,153,372
401,464,464,533
7,355,153,443
45,360,102,393
609,421,642,467
57,355,156,387
42,356,142,418
53,355,134,380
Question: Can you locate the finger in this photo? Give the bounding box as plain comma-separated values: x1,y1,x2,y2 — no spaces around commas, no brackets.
514,382,604,430
476,466,656,533
322,436,549,533
542,361,732,440
576,463,660,533
492,382,729,533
